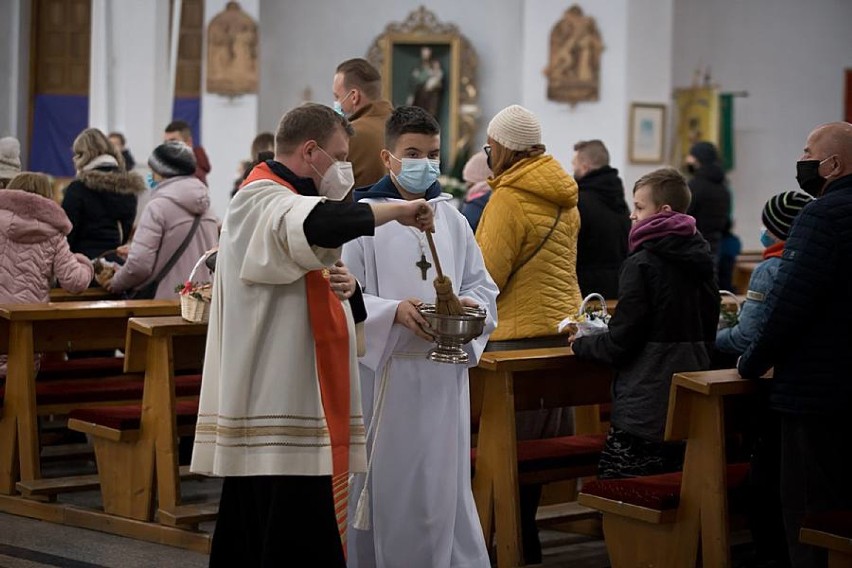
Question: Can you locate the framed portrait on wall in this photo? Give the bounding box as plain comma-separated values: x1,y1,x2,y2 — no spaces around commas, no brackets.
367,7,479,173
628,103,666,164
383,35,459,167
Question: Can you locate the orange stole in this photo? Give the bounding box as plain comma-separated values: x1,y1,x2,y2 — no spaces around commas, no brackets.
306,271,352,542
243,162,353,544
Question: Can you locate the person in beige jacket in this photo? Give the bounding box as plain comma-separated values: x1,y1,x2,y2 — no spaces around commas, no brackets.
333,58,393,188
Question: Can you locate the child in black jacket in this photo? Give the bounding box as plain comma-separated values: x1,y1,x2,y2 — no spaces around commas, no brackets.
571,168,719,479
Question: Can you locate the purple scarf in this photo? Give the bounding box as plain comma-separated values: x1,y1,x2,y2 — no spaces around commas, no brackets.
628,211,696,253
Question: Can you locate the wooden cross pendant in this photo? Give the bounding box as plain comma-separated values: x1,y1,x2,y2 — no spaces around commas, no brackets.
416,254,432,280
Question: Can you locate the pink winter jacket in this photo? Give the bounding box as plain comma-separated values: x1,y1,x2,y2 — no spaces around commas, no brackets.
0,189,93,304
0,190,93,378
109,175,218,299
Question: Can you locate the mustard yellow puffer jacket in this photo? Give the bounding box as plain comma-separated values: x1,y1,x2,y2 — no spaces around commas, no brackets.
475,155,582,341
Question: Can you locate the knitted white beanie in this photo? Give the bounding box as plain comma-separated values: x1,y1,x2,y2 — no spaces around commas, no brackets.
487,105,541,151
0,137,22,179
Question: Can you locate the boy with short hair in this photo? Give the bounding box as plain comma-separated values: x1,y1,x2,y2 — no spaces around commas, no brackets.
571,167,719,479
342,106,498,567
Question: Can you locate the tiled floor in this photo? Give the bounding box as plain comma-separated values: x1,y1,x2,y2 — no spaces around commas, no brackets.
14,451,612,567
0,512,610,568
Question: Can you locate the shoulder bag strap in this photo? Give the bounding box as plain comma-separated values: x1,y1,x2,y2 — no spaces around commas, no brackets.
510,207,563,277
147,214,202,287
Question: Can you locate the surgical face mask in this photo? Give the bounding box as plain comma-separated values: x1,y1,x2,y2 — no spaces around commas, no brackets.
390,154,440,194
796,157,830,197
759,227,777,248
145,172,157,189
310,147,354,201
333,90,354,117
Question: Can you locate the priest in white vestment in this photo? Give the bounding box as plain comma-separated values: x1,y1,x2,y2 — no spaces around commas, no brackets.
191,104,435,567
343,106,498,568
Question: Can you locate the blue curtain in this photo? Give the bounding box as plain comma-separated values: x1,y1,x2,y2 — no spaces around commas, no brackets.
29,94,89,177
172,97,201,145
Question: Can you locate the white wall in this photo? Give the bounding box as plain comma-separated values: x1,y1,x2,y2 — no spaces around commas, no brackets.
672,0,852,248
0,0,19,137
522,0,673,201
89,0,172,170
0,0,30,161
522,1,629,175
202,0,260,218
622,0,674,189
257,0,524,150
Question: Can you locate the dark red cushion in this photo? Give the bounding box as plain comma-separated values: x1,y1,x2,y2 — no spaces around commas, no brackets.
471,433,606,471
68,400,199,431
801,511,852,539
37,357,126,380
35,377,145,405
0,373,202,406
517,434,606,471
174,374,202,397
581,462,750,511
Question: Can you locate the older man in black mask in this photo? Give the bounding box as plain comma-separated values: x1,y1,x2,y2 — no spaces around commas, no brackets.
739,121,852,567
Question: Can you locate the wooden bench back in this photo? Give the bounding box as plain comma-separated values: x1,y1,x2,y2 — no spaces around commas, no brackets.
470,347,613,423
48,289,118,303
0,301,181,355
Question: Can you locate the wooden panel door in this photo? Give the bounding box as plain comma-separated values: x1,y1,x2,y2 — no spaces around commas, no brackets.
173,0,204,98
32,0,90,96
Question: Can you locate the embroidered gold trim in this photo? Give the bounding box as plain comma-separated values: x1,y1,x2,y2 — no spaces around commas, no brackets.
195,424,331,438
193,440,367,448
197,413,363,421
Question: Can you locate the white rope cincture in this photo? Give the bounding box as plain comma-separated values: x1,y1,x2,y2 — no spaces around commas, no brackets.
352,362,391,530
351,352,424,530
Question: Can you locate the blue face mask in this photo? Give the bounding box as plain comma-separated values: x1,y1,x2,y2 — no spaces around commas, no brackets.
333,90,354,117
759,227,777,248
390,154,441,194
145,172,157,189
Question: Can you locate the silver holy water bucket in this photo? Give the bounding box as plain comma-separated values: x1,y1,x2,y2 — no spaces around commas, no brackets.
417,304,486,364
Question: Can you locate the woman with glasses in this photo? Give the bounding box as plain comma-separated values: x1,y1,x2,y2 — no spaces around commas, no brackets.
474,104,582,564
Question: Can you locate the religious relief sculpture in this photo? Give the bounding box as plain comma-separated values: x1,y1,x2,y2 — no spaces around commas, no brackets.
206,1,258,96
543,5,604,106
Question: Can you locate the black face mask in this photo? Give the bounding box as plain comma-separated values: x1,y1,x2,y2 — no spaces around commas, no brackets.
685,163,697,175
796,159,827,197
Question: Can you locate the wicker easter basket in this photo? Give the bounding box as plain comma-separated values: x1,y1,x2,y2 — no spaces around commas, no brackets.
718,290,742,329
178,253,213,323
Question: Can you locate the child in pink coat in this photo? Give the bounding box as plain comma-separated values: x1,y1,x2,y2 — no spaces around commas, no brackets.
0,172,93,376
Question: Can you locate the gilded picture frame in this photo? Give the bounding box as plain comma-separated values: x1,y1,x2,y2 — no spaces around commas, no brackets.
368,7,478,172
628,103,666,164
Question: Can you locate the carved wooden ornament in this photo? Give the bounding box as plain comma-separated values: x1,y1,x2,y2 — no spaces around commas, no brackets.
543,5,605,106
206,1,258,96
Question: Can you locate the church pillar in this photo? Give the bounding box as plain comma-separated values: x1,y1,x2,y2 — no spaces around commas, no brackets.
89,0,171,171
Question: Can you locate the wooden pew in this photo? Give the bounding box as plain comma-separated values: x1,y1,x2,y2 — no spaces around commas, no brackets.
578,369,760,567
732,261,760,294
470,347,613,567
0,300,180,495
68,316,211,526
48,288,118,303
800,512,852,567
